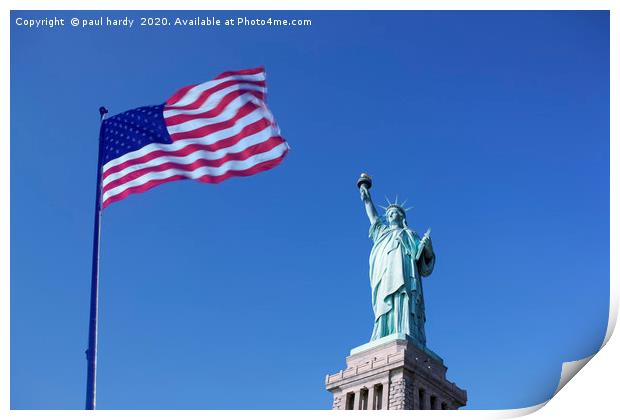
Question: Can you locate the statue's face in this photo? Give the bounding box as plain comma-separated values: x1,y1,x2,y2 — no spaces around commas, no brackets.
386,208,405,227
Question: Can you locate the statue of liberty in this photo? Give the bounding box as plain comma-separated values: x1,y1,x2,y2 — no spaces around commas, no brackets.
357,173,435,346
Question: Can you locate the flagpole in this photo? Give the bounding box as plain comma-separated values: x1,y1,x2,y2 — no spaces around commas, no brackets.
85,106,108,410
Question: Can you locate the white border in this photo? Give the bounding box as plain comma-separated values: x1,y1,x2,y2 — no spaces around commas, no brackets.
3,1,616,419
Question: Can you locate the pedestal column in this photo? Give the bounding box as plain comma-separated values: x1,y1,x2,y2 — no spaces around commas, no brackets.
325,335,467,410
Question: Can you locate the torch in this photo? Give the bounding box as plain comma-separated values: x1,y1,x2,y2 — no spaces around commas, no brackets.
357,172,372,191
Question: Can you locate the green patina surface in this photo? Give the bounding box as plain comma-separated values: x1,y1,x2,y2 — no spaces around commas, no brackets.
359,177,436,347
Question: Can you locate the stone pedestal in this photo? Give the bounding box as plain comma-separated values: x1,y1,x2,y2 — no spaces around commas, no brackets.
325,334,467,410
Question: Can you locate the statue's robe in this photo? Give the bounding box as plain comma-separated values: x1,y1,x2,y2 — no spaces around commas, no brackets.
368,219,435,344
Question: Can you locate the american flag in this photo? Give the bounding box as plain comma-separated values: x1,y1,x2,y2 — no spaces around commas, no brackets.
99,67,289,208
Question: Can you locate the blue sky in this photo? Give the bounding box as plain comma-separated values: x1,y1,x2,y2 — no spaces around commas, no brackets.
10,10,609,409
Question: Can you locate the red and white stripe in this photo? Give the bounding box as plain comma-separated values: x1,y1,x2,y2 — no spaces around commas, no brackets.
101,67,288,208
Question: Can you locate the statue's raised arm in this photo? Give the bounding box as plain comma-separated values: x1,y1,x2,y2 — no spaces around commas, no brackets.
357,173,379,225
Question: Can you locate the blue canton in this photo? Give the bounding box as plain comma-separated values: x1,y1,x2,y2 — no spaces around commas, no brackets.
101,104,172,165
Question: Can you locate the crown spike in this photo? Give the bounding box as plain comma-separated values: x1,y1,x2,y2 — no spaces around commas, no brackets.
395,195,399,206
385,196,391,206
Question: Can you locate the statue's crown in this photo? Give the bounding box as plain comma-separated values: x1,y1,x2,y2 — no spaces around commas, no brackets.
387,204,405,212
379,196,412,214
